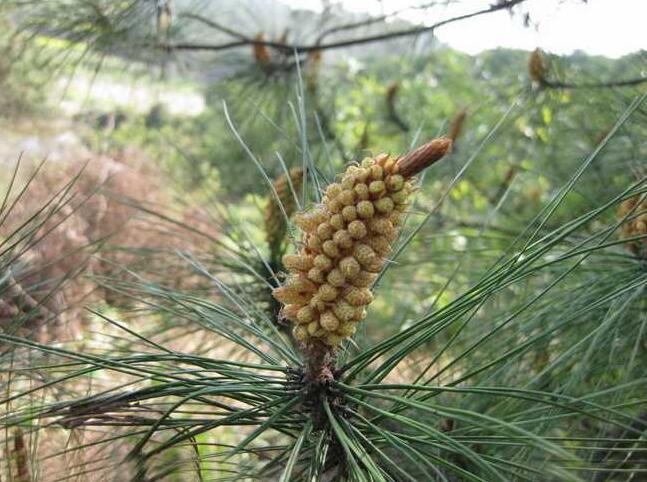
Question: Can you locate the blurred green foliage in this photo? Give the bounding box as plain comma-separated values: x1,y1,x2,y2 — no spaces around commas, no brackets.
0,21,51,117
105,47,645,203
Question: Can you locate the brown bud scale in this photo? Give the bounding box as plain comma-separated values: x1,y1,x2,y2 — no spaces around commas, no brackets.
617,195,647,259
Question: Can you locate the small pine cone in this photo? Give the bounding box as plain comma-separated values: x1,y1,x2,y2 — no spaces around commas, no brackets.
272,138,451,348
366,235,392,256
354,183,370,200
338,322,357,337
339,256,361,278
318,284,338,302
281,304,300,322
306,234,322,251
344,287,374,307
356,200,375,219
528,48,547,84
331,213,346,230
324,333,343,347
348,271,377,288
294,208,325,232
320,311,340,331
307,267,325,284
326,268,346,287
368,218,396,239
294,325,309,342
282,253,313,272
273,289,308,306
348,219,368,239
265,167,304,258
617,195,647,258
296,305,316,324
333,299,356,322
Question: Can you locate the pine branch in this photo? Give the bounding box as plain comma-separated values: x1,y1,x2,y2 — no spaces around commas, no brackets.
542,77,647,89
156,0,529,54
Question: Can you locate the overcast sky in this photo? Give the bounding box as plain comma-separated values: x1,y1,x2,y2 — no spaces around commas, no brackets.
282,0,646,58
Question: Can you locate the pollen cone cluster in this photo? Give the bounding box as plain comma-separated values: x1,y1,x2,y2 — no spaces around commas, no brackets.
273,138,452,348
618,195,647,258
265,167,304,259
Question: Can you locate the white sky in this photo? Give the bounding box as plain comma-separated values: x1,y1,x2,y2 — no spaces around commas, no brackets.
282,0,647,58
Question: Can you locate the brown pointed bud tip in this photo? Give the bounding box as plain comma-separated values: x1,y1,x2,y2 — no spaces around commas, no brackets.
396,137,452,178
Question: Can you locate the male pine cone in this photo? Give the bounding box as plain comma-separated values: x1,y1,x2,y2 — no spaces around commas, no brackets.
273,138,452,347
265,167,304,259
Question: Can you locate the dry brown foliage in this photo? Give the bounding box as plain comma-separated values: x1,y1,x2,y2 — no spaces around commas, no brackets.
0,149,216,343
